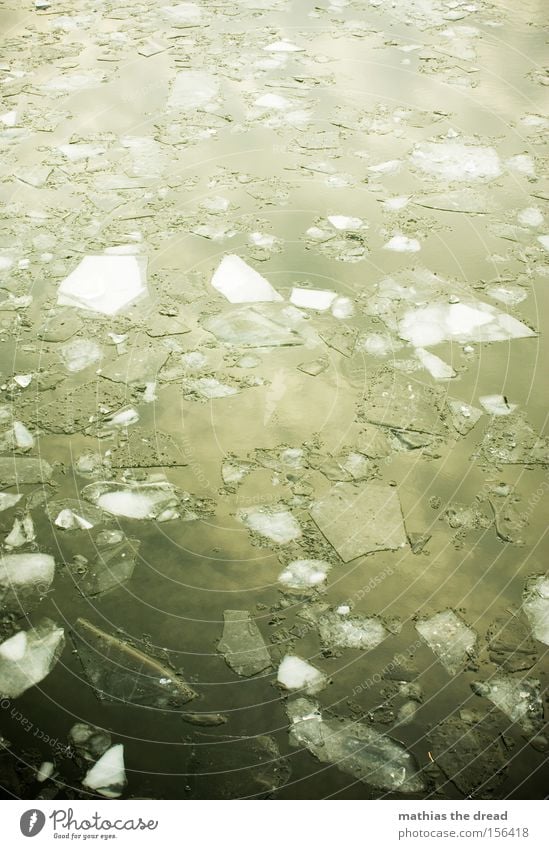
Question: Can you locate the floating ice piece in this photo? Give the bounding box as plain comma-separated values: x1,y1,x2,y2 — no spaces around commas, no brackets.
410,141,502,182
211,255,282,303
60,339,102,373
384,234,421,253
76,539,140,598
523,575,549,646
471,676,543,734
416,611,476,675
328,215,364,230
264,40,302,52
57,256,148,316
0,492,23,512
398,301,535,347
100,347,167,386
162,3,202,24
382,196,410,211
82,744,126,798
204,306,304,347
278,559,331,590
310,482,407,562
331,296,354,319
317,610,388,650
69,723,112,763
182,376,238,399
8,421,34,452
169,70,219,110
218,610,271,677
0,457,53,486
277,655,327,695
0,553,55,612
287,698,424,793
254,93,291,110
0,619,64,698
72,617,196,706
538,235,549,252
415,347,456,379
82,480,180,521
237,504,301,544
479,395,517,416
446,399,483,435
36,761,54,783
517,207,543,227
46,499,102,530
58,143,105,161
290,288,337,311
507,154,535,178
5,514,35,549
13,374,32,388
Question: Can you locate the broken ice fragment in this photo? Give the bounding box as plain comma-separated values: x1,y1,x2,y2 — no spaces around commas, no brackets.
287,698,424,793
523,575,549,646
398,302,535,347
76,539,140,597
410,141,502,182
297,358,328,377
82,744,126,799
278,559,331,591
60,339,102,373
11,422,35,452
211,255,282,303
446,399,482,435
0,492,23,512
328,215,364,230
69,723,111,763
46,500,102,530
309,482,407,562
0,619,65,698
0,553,55,613
479,395,517,416
277,655,328,695
237,504,301,544
416,611,476,675
471,676,543,734
204,306,304,348
384,234,421,253
5,514,35,549
169,70,219,110
0,457,53,486
72,617,196,707
182,376,239,399
415,348,455,380
317,610,388,651
290,288,337,311
57,256,148,316
82,480,180,521
218,610,271,677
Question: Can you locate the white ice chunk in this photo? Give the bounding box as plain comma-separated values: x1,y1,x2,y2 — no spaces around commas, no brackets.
384,234,421,252
36,761,54,783
58,143,105,161
162,2,202,24
82,744,126,798
507,154,536,178
0,493,23,512
5,514,35,549
264,40,302,52
416,611,476,675
415,347,456,379
0,620,65,698
398,302,535,347
479,394,517,416
538,235,549,252
411,141,502,182
57,256,147,316
290,288,337,311
277,655,328,695
318,610,387,650
517,207,543,228
254,93,291,110
327,215,364,230
278,559,331,590
237,504,301,544
54,509,94,530
12,421,34,451
83,480,180,521
211,255,282,303
60,339,102,372
382,196,410,210
0,553,55,602
169,70,219,110
331,296,355,319
523,575,549,646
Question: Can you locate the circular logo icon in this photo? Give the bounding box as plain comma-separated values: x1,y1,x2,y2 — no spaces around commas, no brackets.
20,810,46,837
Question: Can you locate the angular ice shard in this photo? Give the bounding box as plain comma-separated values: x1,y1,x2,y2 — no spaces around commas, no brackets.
0,553,55,613
523,575,549,646
471,676,543,734
398,302,535,348
182,376,239,399
46,499,103,530
57,256,148,316
0,619,65,698
211,255,282,303
60,339,102,373
237,504,301,544
82,480,180,521
82,744,126,798
317,609,388,651
277,655,328,695
75,539,140,597
290,288,337,311
169,70,219,110
72,617,196,707
0,457,53,486
416,348,456,379
278,559,331,590
416,611,476,675
309,482,407,562
218,610,271,677
446,399,483,435
384,234,421,253
100,347,167,386
0,492,23,512
5,514,35,549
410,141,502,182
479,395,517,416
287,698,424,793
204,306,304,347
69,723,112,763
328,215,364,230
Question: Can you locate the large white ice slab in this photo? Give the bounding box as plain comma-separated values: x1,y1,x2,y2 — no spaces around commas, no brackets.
211,255,282,303
399,302,535,347
57,256,148,316
410,141,502,182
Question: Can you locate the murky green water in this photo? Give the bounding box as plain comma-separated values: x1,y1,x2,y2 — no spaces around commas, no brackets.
0,0,548,801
